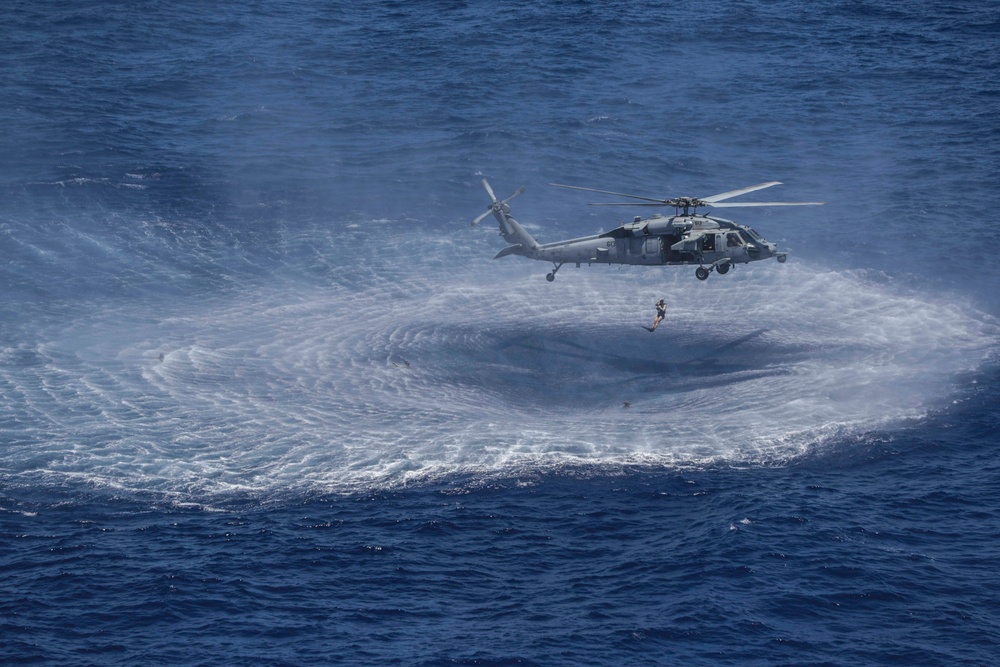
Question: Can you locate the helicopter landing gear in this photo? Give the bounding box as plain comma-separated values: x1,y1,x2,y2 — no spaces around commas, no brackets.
776,253,787,263
546,262,564,282
696,259,733,280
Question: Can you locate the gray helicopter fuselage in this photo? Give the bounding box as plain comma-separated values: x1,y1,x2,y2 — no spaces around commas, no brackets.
511,214,780,268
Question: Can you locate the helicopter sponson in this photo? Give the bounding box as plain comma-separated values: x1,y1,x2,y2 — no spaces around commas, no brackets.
470,179,823,282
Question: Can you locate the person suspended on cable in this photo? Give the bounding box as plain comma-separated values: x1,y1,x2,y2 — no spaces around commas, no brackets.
645,299,666,332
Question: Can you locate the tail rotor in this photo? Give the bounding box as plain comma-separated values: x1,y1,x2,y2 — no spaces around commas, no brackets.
471,179,524,227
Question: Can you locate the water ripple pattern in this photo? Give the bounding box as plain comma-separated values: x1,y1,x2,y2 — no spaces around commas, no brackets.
2,232,995,497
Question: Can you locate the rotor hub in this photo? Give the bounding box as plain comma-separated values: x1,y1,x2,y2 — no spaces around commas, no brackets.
664,196,710,214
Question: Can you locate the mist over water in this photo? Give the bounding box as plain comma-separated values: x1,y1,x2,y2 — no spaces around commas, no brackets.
2,2,1000,664
2,221,996,497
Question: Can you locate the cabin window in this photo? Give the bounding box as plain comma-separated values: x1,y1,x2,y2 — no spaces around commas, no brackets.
727,233,742,247
702,234,716,252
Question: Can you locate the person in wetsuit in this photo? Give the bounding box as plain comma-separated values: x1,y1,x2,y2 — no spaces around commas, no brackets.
648,298,666,331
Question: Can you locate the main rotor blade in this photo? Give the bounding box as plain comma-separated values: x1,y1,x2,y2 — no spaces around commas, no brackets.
708,201,825,207
552,180,824,209
588,202,667,207
550,183,668,205
701,181,782,203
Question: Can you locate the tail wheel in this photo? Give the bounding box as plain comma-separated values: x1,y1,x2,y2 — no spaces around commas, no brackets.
545,262,564,282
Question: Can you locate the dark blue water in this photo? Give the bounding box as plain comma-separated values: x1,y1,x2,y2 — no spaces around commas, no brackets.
2,1,999,664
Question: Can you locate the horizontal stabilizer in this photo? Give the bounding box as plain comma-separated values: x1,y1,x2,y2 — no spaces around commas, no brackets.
493,244,523,259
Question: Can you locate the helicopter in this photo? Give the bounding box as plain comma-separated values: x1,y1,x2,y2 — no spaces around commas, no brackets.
471,179,824,281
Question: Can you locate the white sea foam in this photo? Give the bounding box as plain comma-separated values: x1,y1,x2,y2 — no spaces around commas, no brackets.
1,231,996,497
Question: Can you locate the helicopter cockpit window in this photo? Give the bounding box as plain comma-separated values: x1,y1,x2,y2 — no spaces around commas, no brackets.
727,233,742,247
739,231,756,245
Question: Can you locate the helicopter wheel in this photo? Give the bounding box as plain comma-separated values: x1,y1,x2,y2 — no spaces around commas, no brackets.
716,263,730,275
545,262,564,282
695,267,710,281
776,254,787,263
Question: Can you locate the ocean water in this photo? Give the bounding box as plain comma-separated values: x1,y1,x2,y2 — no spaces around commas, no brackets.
2,1,999,664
